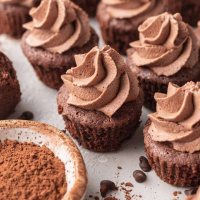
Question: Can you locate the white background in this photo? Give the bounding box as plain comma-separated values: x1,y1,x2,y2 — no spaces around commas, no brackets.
0,19,186,200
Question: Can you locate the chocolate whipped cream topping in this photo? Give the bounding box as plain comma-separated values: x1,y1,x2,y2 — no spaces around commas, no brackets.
148,82,200,153
0,0,34,7
23,0,91,54
61,46,140,117
130,12,199,76
186,187,200,200
102,0,162,19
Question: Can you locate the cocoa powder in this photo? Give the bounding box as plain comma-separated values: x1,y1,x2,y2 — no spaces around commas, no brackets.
0,140,67,200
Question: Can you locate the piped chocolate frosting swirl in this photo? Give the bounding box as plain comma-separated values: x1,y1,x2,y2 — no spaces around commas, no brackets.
23,0,91,54
149,82,200,153
130,12,199,76
61,46,140,117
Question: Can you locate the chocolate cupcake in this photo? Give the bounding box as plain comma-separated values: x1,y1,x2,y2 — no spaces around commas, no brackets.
0,0,39,38
144,82,200,187
21,0,99,89
180,0,200,27
72,0,100,17
96,0,181,55
0,51,21,119
58,45,143,152
127,12,200,110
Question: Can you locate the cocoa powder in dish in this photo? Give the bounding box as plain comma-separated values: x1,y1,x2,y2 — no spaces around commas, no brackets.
0,140,67,200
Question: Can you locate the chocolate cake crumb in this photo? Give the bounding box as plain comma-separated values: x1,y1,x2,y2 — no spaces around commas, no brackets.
173,191,182,197
120,183,133,200
100,180,118,198
133,170,147,183
132,194,143,199
125,182,134,187
173,191,178,196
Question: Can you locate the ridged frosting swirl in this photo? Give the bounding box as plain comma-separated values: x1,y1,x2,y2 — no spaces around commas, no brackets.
61,46,140,117
102,0,157,19
130,12,199,76
0,0,34,7
186,187,200,200
148,82,200,153
23,0,91,54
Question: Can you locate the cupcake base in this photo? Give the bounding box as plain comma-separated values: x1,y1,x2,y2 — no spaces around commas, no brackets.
71,0,100,17
144,120,200,187
0,52,21,119
0,3,30,38
180,0,200,27
57,85,143,152
21,29,99,90
96,0,180,55
127,50,200,110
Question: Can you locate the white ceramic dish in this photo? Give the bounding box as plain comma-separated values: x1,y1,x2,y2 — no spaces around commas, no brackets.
0,120,87,200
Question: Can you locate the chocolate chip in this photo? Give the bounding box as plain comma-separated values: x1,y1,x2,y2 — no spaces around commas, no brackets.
133,170,147,183
139,156,151,172
100,180,118,198
117,166,122,170
19,111,34,120
184,187,198,196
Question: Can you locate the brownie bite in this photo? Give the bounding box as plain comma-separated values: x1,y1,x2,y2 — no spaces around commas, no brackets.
21,0,99,89
0,0,38,38
0,52,21,119
97,0,181,55
72,0,100,17
144,82,200,187
127,12,200,110
58,45,143,152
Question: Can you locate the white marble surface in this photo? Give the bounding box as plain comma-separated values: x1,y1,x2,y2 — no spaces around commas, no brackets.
0,19,187,200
